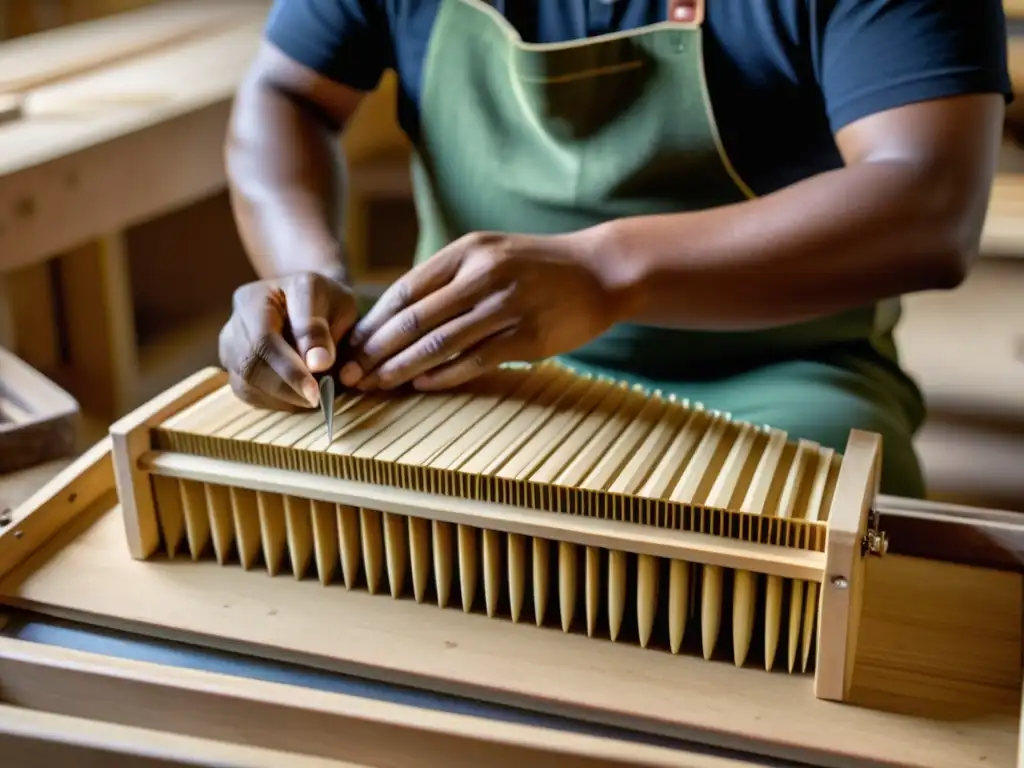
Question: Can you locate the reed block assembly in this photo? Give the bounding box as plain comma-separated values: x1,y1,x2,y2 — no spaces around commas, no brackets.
109,362,883,703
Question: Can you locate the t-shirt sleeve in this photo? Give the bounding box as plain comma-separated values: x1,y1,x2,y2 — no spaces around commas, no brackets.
817,0,1013,133
264,0,393,91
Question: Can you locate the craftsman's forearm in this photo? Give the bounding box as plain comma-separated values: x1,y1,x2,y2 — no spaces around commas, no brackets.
589,159,987,331
225,74,348,283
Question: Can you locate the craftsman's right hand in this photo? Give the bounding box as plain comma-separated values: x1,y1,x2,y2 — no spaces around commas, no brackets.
218,272,358,411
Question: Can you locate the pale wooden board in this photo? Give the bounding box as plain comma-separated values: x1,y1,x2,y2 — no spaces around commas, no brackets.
0,8,268,271
0,10,268,175
0,500,1017,768
0,1,259,94
0,637,768,768
0,704,360,768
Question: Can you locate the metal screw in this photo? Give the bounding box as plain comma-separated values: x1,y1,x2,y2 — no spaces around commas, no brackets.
13,530,22,539
831,575,849,589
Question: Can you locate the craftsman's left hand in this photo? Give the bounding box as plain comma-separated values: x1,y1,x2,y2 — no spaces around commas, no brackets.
340,231,623,391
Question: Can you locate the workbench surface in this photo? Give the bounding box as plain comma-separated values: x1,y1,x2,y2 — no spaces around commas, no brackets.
0,458,803,768
0,609,800,768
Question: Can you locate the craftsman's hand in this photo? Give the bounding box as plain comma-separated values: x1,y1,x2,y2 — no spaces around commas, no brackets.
219,272,357,410
340,231,625,391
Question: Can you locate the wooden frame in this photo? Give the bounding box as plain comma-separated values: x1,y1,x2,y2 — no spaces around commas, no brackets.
0,369,1021,767
1,633,759,768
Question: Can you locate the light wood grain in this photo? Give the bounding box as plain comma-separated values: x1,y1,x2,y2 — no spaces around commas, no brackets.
145,451,827,581
109,368,226,558
0,1,258,95
0,436,111,582
58,234,139,418
0,493,1016,768
0,704,361,768
0,9,268,271
0,636,751,768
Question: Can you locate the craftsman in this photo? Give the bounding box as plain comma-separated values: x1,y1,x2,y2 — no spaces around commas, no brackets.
218,0,1011,497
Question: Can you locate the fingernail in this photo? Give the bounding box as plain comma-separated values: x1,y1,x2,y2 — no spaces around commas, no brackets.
305,347,332,372
340,362,362,387
302,379,320,407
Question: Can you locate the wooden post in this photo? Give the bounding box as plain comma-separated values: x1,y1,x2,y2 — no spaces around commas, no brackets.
57,233,140,419
109,366,226,560
814,429,882,702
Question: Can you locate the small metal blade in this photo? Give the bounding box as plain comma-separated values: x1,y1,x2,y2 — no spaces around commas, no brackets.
318,375,335,447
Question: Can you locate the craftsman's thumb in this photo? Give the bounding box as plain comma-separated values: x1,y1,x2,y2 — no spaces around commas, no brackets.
294,317,335,373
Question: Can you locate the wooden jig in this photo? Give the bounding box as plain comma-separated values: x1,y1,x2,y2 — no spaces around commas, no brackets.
112,361,877,699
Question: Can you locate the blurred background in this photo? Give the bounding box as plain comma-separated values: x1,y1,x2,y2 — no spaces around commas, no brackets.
0,0,1021,511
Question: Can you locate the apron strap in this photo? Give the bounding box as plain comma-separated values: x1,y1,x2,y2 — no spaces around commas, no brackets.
666,0,704,26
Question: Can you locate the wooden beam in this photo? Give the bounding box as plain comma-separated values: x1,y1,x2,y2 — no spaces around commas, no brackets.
0,8,267,272
0,0,258,95
0,636,736,768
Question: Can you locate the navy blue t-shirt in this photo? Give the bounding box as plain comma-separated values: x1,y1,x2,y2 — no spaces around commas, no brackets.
265,0,1012,196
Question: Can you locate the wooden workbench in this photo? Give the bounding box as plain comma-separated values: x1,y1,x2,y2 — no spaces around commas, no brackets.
0,1,271,426
0,1,267,272
0,458,793,768
0,0,416,427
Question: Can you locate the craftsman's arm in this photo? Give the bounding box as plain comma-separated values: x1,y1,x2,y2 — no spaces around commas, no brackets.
589,92,1005,332
226,41,364,283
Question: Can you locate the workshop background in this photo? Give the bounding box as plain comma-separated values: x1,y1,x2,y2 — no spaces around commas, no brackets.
0,0,1022,511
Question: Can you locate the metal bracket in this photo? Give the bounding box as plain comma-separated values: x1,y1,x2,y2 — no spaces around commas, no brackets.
862,508,889,557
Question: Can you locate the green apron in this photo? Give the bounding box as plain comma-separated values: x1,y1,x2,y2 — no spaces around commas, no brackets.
407,0,927,497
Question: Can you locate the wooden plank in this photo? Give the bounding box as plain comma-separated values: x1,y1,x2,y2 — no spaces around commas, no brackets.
145,452,826,582
0,636,740,768
0,0,259,95
0,99,234,272
108,368,227,559
0,14,266,272
57,233,139,417
0,491,1016,768
0,705,359,768
878,501,1024,571
0,10,266,174
0,261,61,373
0,436,111,583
